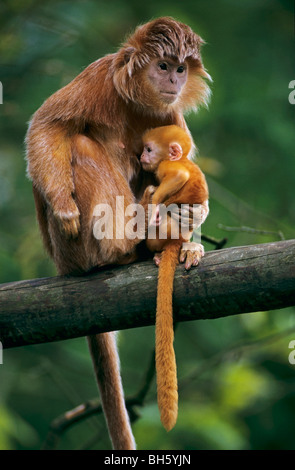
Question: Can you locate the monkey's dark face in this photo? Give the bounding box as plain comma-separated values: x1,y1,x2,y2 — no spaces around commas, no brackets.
146,58,188,104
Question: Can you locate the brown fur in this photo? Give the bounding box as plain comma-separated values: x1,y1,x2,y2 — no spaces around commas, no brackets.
25,18,210,449
142,125,209,431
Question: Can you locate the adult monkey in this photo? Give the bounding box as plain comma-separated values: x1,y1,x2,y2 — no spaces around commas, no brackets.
25,17,210,450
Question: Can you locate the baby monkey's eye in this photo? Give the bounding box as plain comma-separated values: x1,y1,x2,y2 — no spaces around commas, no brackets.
147,147,152,152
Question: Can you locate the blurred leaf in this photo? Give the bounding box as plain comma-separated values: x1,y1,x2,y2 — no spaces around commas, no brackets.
0,405,38,449
217,362,273,412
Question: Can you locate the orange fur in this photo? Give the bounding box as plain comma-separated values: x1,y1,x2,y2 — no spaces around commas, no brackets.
25,18,210,449
141,125,209,431
156,240,182,431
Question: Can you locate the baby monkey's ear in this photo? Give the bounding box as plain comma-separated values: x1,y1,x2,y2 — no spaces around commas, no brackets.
169,143,183,161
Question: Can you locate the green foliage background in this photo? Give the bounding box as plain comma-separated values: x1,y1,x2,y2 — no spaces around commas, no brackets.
0,0,294,450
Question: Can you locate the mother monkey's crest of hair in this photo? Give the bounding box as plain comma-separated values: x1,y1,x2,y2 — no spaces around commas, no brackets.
112,17,211,113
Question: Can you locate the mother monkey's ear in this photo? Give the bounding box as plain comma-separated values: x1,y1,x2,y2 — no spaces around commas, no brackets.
111,46,143,103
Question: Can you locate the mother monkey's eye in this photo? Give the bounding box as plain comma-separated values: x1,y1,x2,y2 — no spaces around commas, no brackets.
177,65,186,73
158,62,168,71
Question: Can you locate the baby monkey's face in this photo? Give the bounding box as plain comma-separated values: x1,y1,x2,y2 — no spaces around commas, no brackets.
140,141,164,172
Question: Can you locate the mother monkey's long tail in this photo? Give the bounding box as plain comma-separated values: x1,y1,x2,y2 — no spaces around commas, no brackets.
87,333,136,450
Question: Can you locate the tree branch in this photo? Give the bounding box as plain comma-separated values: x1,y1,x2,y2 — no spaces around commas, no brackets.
0,240,294,349
217,223,285,241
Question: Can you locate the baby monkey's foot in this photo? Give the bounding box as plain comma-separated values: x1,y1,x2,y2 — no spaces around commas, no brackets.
153,252,162,267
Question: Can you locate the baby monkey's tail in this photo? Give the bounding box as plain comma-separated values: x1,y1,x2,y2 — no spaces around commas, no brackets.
155,240,182,431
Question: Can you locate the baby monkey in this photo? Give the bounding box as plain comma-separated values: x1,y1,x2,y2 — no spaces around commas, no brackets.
140,124,209,432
